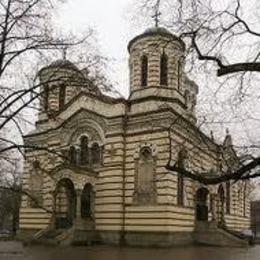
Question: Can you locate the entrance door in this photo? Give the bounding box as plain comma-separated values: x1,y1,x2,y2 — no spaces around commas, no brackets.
195,188,209,221
55,178,76,229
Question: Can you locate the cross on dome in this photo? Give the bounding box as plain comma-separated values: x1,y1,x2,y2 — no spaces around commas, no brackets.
152,8,162,27
62,46,68,60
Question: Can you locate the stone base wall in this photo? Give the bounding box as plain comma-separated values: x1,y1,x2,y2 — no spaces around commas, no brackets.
96,230,193,247
194,221,249,247
124,231,193,247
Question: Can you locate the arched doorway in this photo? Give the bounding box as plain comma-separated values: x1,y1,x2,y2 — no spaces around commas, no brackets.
217,185,225,226
55,178,76,229
195,187,209,221
81,183,94,219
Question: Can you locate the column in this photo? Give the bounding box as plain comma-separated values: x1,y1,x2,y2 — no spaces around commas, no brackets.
211,194,217,222
74,189,82,228
49,191,57,229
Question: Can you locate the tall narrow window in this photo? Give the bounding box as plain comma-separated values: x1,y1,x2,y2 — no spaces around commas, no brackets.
43,84,49,111
184,90,189,107
177,60,181,90
177,150,187,206
59,84,66,110
91,142,101,165
30,160,43,208
160,52,168,86
69,146,77,165
134,147,156,205
226,181,231,214
141,55,148,87
80,136,89,165
243,182,247,217
81,184,93,219
191,94,196,111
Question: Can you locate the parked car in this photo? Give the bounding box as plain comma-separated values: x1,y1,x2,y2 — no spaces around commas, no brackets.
239,229,256,244
240,229,254,238
0,229,11,238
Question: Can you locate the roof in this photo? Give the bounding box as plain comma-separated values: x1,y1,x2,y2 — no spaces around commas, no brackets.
48,59,79,71
128,27,185,52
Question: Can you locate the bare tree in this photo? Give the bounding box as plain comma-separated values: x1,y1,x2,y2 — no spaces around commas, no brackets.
0,0,116,154
135,0,260,76
130,0,260,185
0,0,116,219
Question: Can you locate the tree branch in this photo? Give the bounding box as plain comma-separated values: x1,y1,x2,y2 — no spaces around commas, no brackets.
166,157,260,185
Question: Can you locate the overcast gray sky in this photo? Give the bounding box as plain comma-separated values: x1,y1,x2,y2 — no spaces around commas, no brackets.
56,0,141,97
52,0,260,154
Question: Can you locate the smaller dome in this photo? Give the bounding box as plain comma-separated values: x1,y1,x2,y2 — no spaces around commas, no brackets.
38,59,81,80
48,59,79,71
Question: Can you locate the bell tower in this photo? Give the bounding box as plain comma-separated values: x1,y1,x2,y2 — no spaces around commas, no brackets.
127,26,199,123
128,27,185,92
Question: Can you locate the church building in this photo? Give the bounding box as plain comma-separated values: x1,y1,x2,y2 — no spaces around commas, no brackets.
19,26,251,246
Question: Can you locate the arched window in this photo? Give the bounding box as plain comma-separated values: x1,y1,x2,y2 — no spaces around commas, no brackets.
81,183,93,219
59,84,66,110
184,90,189,107
43,84,49,111
91,142,101,165
243,182,247,217
191,94,196,110
177,59,182,90
141,55,148,87
177,150,187,206
226,181,231,214
55,178,76,228
80,136,89,165
196,187,209,221
134,147,156,205
217,185,225,226
30,160,43,208
69,146,77,165
160,52,168,86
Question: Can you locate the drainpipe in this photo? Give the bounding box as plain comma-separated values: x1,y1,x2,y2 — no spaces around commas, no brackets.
120,101,129,245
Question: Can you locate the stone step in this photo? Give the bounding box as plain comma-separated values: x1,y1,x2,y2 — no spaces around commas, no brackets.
194,222,249,247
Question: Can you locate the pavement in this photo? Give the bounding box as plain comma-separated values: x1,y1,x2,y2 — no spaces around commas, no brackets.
0,241,24,254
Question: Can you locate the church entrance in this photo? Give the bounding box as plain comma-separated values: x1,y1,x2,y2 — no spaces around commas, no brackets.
195,187,209,221
54,178,76,229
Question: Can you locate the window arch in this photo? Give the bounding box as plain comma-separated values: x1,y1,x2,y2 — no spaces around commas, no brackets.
59,84,66,110
80,136,89,165
91,142,101,165
160,52,168,86
141,55,148,87
140,147,152,161
69,146,77,165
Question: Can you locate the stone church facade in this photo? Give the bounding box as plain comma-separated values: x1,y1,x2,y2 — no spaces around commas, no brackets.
19,27,251,246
